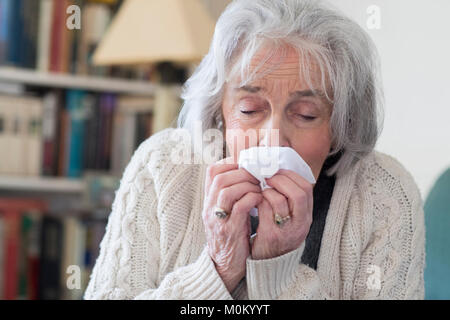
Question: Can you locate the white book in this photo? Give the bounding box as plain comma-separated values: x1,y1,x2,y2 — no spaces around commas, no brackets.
0,95,43,175
74,221,86,300
0,100,7,173
61,216,77,300
25,99,44,176
3,96,26,174
36,0,54,72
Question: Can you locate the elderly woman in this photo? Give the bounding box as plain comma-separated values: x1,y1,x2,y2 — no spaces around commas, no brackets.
84,0,424,300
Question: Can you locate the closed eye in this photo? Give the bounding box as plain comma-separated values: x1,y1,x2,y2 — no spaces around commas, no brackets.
300,115,317,120
240,110,257,115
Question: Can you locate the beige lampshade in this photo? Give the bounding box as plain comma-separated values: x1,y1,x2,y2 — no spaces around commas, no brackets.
93,0,216,65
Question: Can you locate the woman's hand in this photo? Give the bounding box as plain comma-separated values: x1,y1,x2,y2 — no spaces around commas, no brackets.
202,158,263,292
251,169,314,260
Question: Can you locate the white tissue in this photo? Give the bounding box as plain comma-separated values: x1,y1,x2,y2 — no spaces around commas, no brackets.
238,146,316,217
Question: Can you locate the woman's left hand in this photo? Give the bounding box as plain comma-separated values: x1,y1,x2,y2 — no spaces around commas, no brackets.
251,169,314,260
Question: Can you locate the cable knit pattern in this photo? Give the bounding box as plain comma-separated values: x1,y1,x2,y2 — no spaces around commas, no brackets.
83,128,425,300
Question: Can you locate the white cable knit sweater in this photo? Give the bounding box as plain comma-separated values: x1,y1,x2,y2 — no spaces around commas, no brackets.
84,128,425,300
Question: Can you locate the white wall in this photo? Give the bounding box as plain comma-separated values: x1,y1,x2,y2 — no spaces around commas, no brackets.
332,0,450,198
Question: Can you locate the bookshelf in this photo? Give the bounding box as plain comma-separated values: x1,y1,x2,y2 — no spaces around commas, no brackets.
0,175,84,193
0,0,166,300
0,66,155,96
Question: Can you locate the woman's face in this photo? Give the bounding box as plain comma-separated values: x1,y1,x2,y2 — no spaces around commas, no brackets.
222,46,333,180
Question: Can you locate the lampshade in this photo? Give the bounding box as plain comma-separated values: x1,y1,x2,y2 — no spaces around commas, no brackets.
92,0,216,65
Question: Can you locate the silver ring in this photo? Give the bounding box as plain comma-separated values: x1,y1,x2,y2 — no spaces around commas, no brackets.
274,213,291,227
214,207,228,219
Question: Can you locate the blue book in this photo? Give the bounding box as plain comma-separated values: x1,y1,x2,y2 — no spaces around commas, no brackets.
0,0,12,64
6,0,23,66
66,89,87,178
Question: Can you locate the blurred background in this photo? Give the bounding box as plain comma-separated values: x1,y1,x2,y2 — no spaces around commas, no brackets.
0,0,448,300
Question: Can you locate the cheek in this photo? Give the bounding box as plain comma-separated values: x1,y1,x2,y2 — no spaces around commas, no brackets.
223,111,263,160
290,125,332,179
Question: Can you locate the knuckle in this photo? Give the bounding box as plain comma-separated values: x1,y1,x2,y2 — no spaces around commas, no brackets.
206,164,217,180
216,223,228,238
294,190,307,205
213,174,225,189
232,201,243,215
273,194,287,209
217,188,231,208
304,184,313,198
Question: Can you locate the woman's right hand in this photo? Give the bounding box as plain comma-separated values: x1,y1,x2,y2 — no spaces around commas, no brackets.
202,157,263,293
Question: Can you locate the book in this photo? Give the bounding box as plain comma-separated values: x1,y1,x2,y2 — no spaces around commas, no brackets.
0,215,5,299
101,94,116,170
41,90,61,176
1,205,21,299
49,0,65,72
66,89,87,177
17,210,42,300
60,215,86,300
82,93,99,171
0,198,46,300
0,94,43,175
20,0,40,69
37,215,63,300
5,0,24,67
36,0,55,72
0,0,13,64
25,98,44,176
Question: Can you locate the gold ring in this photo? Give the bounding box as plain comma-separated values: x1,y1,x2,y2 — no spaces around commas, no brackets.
214,207,228,219
274,213,291,227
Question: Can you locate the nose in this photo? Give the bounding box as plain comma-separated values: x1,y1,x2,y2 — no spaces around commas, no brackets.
259,115,290,148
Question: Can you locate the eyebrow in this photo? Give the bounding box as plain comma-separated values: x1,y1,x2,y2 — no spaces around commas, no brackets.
234,85,263,93
235,85,326,100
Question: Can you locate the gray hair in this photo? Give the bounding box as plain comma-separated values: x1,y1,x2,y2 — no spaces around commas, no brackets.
177,0,384,177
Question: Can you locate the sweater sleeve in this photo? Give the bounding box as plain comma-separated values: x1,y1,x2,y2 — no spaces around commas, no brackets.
83,130,233,300
245,158,425,300
246,242,331,299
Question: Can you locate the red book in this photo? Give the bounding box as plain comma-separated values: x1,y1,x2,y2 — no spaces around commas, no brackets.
49,0,65,72
1,210,20,300
0,199,46,300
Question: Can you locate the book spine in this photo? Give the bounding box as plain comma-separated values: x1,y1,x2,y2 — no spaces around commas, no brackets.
66,89,87,178
0,0,12,64
25,99,44,176
81,93,97,170
0,216,5,299
41,91,58,176
57,106,69,176
6,0,23,66
49,0,64,72
21,0,40,69
38,215,62,300
37,0,54,72
103,94,115,170
1,209,21,299
95,94,105,170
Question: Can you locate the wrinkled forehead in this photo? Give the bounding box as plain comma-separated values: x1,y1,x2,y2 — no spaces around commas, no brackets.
227,42,329,92
249,45,302,77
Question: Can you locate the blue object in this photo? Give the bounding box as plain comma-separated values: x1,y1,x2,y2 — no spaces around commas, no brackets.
424,168,450,299
66,90,87,178
0,0,12,63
